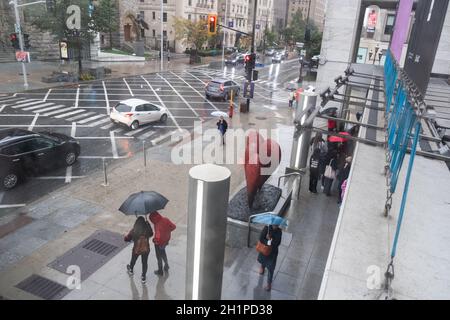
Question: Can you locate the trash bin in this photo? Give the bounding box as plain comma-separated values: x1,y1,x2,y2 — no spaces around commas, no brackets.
240,101,248,113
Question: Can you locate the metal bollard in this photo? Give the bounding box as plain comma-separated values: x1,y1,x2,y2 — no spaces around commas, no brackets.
101,157,108,186
143,140,146,167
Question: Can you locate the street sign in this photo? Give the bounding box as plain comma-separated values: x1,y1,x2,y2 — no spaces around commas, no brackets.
296,42,304,48
243,81,255,99
301,49,306,56
15,51,30,63
256,24,260,30
59,41,69,60
228,21,233,28
14,24,21,33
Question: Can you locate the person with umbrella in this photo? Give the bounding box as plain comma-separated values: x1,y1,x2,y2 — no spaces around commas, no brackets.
251,213,285,291
148,211,176,276
119,191,169,284
216,116,228,145
124,217,153,284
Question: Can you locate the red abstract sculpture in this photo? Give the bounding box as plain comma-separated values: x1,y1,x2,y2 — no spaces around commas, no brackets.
244,130,281,208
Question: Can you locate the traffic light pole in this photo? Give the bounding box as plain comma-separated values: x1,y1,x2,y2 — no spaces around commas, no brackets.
247,0,258,112
12,0,28,88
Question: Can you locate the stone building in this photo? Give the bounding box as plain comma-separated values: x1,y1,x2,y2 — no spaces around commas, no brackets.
218,0,251,48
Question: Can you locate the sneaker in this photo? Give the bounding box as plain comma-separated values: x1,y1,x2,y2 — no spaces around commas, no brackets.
264,284,272,291
164,265,170,271
126,264,134,275
141,275,146,284
154,269,164,276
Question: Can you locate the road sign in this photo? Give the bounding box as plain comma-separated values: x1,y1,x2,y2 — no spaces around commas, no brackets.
15,51,30,63
14,24,21,33
243,81,255,99
301,49,306,56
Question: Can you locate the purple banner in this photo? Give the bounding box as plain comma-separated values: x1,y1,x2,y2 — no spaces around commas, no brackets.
390,0,413,62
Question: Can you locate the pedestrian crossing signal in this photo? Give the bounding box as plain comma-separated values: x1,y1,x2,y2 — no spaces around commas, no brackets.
207,14,217,35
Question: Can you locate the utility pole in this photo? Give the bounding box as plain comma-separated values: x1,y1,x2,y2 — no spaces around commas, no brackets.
221,0,229,70
160,0,164,71
11,0,28,88
299,0,312,84
246,0,257,112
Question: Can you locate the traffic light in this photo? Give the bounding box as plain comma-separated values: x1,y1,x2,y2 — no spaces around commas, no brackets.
207,14,217,35
244,53,256,72
9,33,19,50
23,34,30,50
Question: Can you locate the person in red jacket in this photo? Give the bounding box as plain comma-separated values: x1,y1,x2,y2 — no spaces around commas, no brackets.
149,211,176,276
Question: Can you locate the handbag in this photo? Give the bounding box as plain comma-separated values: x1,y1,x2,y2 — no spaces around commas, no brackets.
324,160,336,179
256,240,272,256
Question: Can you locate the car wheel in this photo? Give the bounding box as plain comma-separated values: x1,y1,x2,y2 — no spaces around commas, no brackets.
130,121,139,130
160,114,168,123
2,172,19,190
64,150,77,166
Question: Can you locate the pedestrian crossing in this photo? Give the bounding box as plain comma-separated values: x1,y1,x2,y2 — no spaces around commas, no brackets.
189,68,280,87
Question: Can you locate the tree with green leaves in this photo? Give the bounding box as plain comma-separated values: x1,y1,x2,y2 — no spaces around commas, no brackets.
282,10,307,46
174,17,209,59
91,0,118,49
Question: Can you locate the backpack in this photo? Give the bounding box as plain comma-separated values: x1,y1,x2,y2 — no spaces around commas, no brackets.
134,235,149,255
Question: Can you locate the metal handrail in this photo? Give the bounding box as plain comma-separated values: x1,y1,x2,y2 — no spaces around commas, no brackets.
277,172,303,188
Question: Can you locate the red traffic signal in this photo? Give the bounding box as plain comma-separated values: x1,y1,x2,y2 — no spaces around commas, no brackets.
9,33,19,50
207,14,217,35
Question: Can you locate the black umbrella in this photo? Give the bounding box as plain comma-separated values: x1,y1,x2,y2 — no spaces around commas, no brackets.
119,191,169,216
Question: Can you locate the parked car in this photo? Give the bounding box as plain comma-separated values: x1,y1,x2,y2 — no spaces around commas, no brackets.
110,98,168,130
272,52,283,63
205,78,240,101
0,129,80,189
225,53,245,66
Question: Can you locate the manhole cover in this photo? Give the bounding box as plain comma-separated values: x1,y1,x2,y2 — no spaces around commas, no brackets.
255,116,267,120
16,274,69,300
48,229,128,281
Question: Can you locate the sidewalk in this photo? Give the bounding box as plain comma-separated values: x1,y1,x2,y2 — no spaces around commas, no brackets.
0,56,222,94
0,87,340,300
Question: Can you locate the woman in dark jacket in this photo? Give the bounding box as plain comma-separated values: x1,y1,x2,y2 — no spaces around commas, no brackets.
309,148,321,193
124,216,153,284
257,225,282,291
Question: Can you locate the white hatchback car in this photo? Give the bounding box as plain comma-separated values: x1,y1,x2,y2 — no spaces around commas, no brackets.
110,98,168,130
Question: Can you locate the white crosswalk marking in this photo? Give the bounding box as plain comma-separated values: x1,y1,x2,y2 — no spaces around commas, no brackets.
0,98,24,104
31,105,64,113
54,109,86,118
66,112,96,121
22,103,54,111
100,123,115,130
138,131,156,141
41,107,74,117
125,126,148,136
77,114,105,124
88,117,111,127
113,127,125,133
11,100,43,108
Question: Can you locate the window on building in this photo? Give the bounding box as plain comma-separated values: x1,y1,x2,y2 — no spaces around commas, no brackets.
189,0,192,5
140,11,145,19
163,0,167,3
163,12,167,22
152,12,155,20
188,14,191,20
384,14,396,35
163,30,167,37
152,29,156,37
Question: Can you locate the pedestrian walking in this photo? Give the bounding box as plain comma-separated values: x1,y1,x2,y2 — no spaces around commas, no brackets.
337,156,352,204
257,225,282,291
323,151,338,196
288,91,295,107
310,132,327,154
124,216,154,284
216,116,228,145
309,148,321,193
148,211,176,276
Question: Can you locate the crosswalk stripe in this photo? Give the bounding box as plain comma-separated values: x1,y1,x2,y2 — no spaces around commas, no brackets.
138,131,156,140
66,112,97,121
41,107,74,117
124,126,149,136
11,100,43,108
0,98,24,104
100,123,115,130
88,117,111,127
22,103,54,111
77,114,104,124
54,109,86,118
113,127,125,133
31,105,64,113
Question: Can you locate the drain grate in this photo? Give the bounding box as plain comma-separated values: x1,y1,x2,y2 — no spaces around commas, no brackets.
48,229,128,281
16,274,69,300
82,239,118,256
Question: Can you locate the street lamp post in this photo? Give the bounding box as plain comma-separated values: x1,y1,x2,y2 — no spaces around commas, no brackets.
246,0,258,112
160,0,164,71
221,0,229,70
10,0,29,88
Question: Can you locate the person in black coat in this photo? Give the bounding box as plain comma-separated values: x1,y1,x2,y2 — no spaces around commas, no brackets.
337,156,352,204
257,225,282,291
309,148,321,193
216,116,228,145
124,217,154,284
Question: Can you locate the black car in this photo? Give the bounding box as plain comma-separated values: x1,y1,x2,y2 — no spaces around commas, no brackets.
0,129,80,189
225,53,245,66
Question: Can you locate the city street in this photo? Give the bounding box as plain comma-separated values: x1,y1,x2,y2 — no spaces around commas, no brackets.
0,57,303,209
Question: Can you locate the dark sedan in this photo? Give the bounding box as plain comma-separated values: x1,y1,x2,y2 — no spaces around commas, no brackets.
0,129,80,189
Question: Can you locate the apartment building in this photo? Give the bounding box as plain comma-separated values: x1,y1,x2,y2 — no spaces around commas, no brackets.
273,0,289,33
218,0,250,48
287,0,326,31
248,0,274,48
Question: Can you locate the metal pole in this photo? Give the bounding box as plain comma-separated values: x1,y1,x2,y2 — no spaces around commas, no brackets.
160,0,164,71
143,140,146,167
185,164,231,300
246,0,258,112
101,158,108,186
12,0,28,88
221,0,229,70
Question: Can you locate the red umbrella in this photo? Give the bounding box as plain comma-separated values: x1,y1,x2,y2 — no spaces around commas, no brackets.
328,132,350,143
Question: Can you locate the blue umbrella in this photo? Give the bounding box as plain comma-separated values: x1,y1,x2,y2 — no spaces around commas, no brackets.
251,212,288,227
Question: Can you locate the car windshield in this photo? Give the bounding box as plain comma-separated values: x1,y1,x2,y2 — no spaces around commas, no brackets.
115,103,132,112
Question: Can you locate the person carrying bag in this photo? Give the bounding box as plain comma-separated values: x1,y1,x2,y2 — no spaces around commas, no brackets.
256,225,282,291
